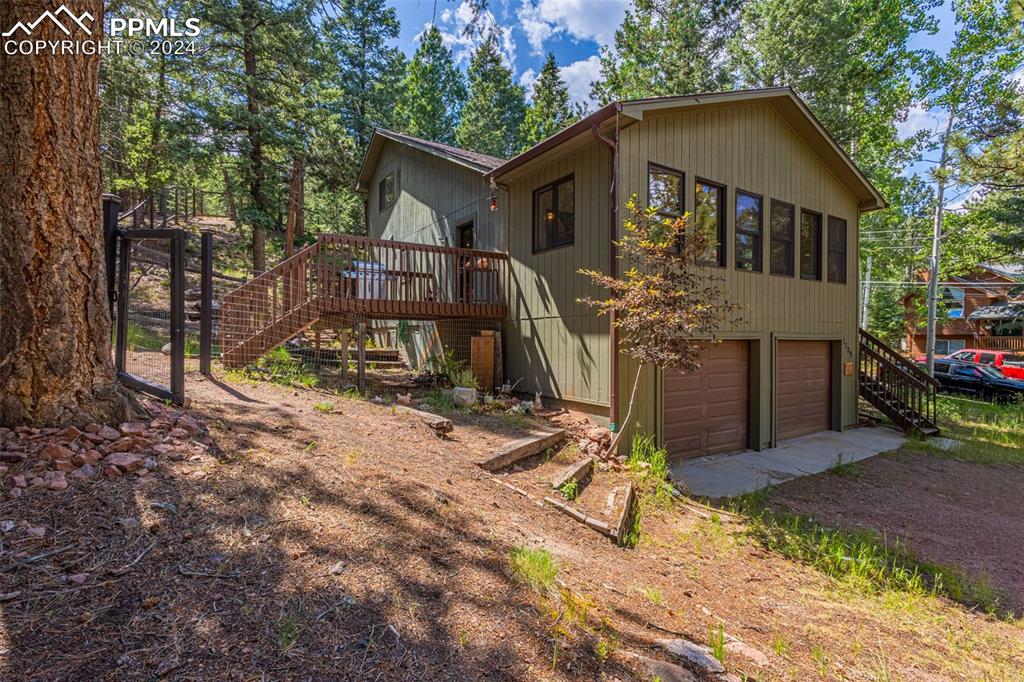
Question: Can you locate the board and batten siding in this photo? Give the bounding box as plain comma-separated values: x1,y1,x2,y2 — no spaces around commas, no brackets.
615,100,861,450
365,140,506,368
367,140,504,250
502,140,613,410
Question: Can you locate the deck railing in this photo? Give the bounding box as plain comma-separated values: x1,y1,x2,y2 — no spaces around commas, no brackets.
971,335,1024,351
219,234,509,367
317,234,508,319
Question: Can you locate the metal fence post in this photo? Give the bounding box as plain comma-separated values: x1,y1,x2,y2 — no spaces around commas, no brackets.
170,231,186,403
102,194,121,320
200,230,213,377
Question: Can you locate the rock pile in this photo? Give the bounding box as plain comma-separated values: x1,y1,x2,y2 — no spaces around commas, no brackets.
548,413,614,459
1,400,210,498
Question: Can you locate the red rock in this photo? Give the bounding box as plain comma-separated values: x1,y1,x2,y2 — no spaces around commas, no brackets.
25,526,45,538
98,425,120,440
108,437,135,453
84,423,101,433
11,475,27,488
104,453,143,472
67,573,88,585
104,465,122,478
0,451,26,463
71,464,96,480
44,471,68,491
54,460,75,472
151,444,174,455
29,477,45,487
119,422,147,436
74,449,103,465
168,428,189,439
15,426,34,435
62,426,82,440
176,414,201,435
83,433,106,444
585,426,612,444
8,488,22,499
40,443,72,460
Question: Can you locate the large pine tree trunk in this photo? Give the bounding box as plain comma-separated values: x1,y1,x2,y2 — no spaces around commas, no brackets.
242,0,267,275
0,1,134,426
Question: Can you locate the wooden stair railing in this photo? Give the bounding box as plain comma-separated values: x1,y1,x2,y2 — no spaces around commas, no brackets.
858,328,940,436
218,234,510,369
221,242,321,368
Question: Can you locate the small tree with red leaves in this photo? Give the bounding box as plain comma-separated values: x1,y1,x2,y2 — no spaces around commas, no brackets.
579,197,743,455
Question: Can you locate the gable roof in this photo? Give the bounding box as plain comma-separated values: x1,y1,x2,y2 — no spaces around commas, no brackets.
356,129,505,192
486,88,887,212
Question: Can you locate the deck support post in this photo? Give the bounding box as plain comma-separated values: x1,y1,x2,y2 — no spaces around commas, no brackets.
338,327,349,381
356,322,367,394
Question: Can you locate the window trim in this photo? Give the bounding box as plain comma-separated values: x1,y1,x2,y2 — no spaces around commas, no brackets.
647,163,685,219
769,199,795,278
734,188,763,273
532,174,576,254
799,209,822,281
695,177,727,267
378,171,396,212
826,215,848,284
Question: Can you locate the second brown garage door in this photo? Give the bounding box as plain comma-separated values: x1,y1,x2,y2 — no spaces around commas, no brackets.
776,340,832,441
663,341,749,460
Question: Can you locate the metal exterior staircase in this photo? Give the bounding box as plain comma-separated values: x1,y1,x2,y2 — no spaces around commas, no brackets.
858,328,940,436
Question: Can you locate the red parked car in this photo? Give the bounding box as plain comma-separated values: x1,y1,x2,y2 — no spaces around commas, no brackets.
947,349,1024,380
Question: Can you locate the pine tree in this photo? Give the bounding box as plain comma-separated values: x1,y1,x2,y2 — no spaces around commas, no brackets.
593,0,739,103
520,53,575,149
395,26,466,144
455,35,527,158
325,0,405,148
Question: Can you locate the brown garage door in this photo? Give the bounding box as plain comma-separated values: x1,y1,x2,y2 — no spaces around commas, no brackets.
776,340,832,441
663,341,749,460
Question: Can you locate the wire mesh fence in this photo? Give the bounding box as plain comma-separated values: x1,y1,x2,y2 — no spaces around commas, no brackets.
114,236,174,385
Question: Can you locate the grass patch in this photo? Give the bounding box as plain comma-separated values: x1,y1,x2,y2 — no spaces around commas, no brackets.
508,546,559,594
228,347,318,389
708,622,725,664
423,388,456,412
905,396,1024,466
118,321,165,352
313,401,334,413
827,453,861,477
725,489,1009,616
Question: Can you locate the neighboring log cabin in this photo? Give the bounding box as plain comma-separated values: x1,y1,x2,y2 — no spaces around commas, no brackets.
355,87,901,459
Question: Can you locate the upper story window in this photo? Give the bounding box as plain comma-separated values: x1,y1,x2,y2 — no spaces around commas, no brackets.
827,215,847,284
378,172,396,211
770,200,795,276
735,191,763,272
648,164,683,218
533,175,574,252
800,210,822,281
695,179,726,266
942,286,965,318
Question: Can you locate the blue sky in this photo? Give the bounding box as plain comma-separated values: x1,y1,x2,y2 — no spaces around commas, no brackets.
390,0,971,192
390,0,958,111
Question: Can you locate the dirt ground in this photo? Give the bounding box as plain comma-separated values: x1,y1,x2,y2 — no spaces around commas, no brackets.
2,374,1023,680
767,450,1024,616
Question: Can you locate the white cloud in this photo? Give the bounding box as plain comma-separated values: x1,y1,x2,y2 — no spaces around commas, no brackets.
896,102,947,140
519,67,537,91
516,0,628,54
559,55,601,109
435,1,517,70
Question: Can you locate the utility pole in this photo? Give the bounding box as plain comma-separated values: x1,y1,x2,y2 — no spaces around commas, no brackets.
925,112,956,376
861,254,872,329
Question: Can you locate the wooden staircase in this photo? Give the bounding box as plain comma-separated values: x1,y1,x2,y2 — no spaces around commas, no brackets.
858,328,940,436
219,235,509,368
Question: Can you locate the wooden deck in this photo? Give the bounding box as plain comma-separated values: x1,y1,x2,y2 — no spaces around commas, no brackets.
220,234,508,367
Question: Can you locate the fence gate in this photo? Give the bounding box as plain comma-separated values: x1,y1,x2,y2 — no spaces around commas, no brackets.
113,228,186,405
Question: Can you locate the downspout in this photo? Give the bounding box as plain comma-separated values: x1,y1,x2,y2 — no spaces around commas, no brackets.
591,113,620,430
